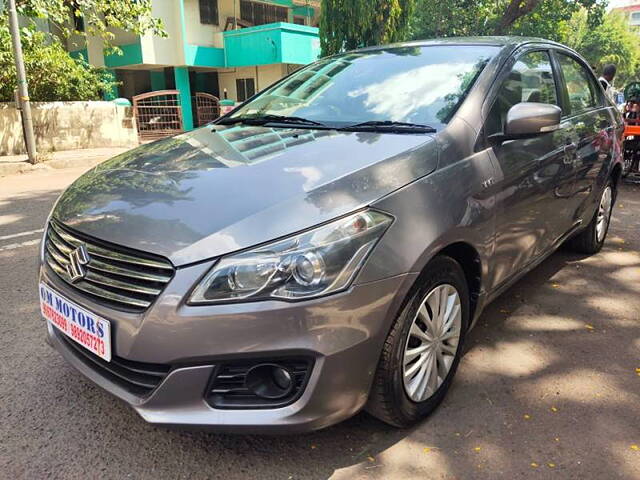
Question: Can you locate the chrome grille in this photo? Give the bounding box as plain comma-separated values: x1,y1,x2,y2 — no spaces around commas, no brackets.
44,220,174,312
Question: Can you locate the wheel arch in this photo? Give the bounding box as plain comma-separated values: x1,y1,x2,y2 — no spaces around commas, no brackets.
436,242,483,320
399,241,484,323
611,162,622,189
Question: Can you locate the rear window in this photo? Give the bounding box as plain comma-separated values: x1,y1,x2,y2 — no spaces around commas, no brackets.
230,45,500,128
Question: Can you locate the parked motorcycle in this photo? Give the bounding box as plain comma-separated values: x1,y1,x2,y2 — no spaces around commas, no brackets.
622,82,640,177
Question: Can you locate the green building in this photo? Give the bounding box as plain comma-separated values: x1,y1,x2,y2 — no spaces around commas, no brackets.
67,0,321,131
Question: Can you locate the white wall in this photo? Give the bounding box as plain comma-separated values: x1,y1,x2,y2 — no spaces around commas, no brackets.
257,63,287,91
140,0,184,66
86,35,105,67
218,64,286,101
0,102,138,155
184,0,223,48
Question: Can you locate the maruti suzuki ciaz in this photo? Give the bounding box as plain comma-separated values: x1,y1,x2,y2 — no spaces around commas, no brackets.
40,37,622,432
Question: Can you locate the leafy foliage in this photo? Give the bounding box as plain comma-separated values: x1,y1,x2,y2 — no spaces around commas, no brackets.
320,0,416,56
14,0,165,48
409,0,607,40
320,0,609,56
1,0,166,102
320,0,640,88
565,10,640,85
0,20,116,101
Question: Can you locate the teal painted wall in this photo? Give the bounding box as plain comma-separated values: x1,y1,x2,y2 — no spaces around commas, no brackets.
224,23,319,67
185,45,225,67
104,42,143,68
69,48,88,61
292,6,315,18
281,29,320,64
150,71,166,91
174,67,194,131
267,0,295,6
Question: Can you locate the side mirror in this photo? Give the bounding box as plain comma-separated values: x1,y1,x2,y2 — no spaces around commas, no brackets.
504,102,562,138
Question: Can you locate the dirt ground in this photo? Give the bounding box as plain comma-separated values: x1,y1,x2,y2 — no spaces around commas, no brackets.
0,168,638,479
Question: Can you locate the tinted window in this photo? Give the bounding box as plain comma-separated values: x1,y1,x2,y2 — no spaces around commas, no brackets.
487,51,558,135
229,45,499,128
557,54,598,115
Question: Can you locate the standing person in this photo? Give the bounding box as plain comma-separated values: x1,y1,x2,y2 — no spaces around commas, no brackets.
599,64,617,103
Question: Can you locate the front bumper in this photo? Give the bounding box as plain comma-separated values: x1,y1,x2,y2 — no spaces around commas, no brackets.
42,262,415,433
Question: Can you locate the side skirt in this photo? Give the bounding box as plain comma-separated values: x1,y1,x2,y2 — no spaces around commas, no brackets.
469,220,583,330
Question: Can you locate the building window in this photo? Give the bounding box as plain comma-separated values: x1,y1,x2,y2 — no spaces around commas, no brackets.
631,11,640,26
69,0,85,31
240,0,288,26
199,0,219,25
293,16,306,25
236,78,256,102
72,14,85,32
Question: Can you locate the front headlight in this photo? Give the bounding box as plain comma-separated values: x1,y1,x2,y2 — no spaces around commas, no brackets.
189,210,393,304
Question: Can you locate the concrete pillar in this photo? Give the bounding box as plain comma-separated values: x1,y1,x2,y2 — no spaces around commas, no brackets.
174,67,193,131
150,71,166,91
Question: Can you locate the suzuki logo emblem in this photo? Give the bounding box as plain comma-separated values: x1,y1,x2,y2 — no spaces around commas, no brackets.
66,244,90,283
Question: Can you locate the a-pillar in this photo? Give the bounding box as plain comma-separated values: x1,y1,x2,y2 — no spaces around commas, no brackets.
174,67,194,131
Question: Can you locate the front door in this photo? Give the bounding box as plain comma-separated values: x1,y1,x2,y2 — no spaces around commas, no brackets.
485,50,575,289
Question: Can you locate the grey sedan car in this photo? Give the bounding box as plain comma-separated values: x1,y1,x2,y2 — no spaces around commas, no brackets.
39,37,622,433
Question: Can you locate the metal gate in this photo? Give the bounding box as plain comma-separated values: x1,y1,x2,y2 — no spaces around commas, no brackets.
195,92,221,126
132,90,183,140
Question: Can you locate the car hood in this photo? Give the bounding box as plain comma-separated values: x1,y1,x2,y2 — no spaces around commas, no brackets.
53,124,438,266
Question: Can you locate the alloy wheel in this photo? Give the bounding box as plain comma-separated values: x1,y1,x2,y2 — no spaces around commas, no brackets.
595,186,613,243
403,284,462,402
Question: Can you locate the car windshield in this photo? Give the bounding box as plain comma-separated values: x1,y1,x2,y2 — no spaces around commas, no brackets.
227,45,499,129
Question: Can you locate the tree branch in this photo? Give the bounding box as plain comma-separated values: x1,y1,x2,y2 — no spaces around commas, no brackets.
494,0,541,34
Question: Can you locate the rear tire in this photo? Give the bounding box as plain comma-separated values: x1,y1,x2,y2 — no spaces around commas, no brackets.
622,156,632,178
622,150,635,177
567,181,614,254
366,255,470,427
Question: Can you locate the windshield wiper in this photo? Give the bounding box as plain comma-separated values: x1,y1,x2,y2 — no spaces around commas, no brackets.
339,120,436,133
217,114,328,128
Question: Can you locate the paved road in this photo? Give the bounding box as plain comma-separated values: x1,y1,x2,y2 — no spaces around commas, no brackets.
1,168,639,479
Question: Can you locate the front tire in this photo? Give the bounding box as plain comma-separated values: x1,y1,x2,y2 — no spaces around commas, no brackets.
567,181,614,254
366,255,470,427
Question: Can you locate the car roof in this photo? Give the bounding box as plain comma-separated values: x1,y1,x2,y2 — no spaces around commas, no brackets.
353,36,567,54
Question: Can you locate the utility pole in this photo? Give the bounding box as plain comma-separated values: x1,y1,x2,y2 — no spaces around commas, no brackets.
7,0,38,164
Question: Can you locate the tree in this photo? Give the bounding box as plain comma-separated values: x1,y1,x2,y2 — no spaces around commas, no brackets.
0,0,166,101
320,0,416,56
410,0,606,42
0,19,116,101
565,10,640,85
14,0,165,49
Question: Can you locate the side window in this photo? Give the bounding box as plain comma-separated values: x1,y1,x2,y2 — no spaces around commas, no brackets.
557,54,598,115
486,51,558,135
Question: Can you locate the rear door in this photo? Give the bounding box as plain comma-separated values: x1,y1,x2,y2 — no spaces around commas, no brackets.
484,49,575,290
553,51,614,223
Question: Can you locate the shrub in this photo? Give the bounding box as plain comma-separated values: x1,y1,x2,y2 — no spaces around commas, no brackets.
0,21,117,102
